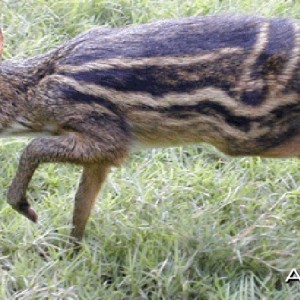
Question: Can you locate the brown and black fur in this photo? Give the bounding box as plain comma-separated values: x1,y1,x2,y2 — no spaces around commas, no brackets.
1,15,300,241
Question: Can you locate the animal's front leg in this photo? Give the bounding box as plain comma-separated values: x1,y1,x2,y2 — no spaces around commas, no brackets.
7,143,40,222
7,133,127,227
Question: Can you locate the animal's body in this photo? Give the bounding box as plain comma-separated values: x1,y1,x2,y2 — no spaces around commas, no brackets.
1,15,300,240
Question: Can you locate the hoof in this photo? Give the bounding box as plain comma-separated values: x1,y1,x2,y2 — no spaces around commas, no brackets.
17,202,38,223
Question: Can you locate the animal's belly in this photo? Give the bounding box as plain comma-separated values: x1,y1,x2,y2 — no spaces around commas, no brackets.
258,133,300,157
128,107,300,158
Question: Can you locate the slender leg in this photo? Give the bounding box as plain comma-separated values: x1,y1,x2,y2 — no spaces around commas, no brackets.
71,163,111,241
7,156,39,222
7,132,128,237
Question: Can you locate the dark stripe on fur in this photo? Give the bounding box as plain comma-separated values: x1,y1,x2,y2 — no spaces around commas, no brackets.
253,19,295,78
135,100,300,136
240,86,269,106
134,101,252,132
59,84,121,116
60,61,240,97
243,19,295,105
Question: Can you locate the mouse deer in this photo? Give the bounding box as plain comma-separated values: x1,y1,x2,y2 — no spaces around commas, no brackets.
1,15,300,241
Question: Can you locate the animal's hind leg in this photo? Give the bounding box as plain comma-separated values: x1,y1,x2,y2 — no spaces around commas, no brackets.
71,163,111,241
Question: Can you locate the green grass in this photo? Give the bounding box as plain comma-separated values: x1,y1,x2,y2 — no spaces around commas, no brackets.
1,0,300,299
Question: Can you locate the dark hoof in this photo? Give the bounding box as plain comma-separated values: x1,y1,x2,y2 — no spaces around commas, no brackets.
17,202,38,223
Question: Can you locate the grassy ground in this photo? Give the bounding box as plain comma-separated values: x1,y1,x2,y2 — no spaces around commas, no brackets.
1,0,300,299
